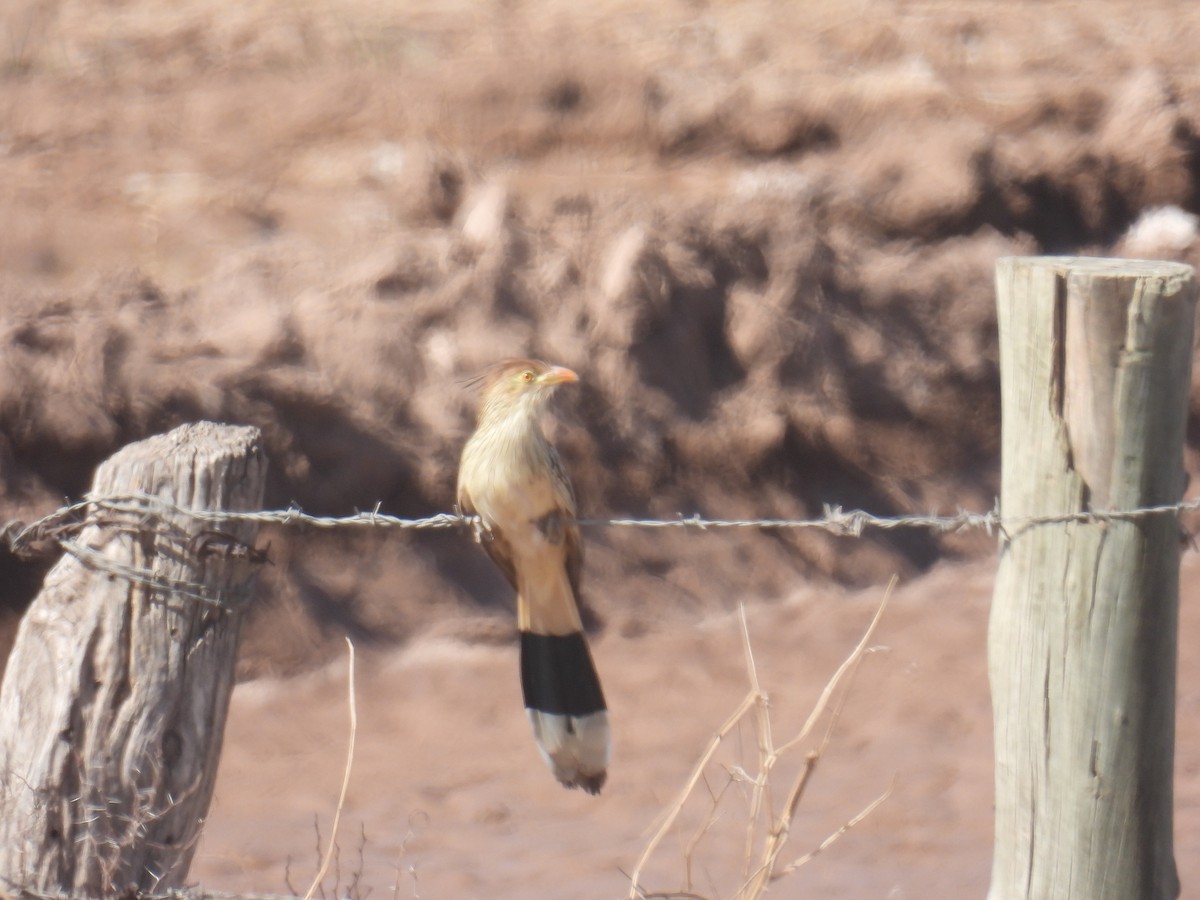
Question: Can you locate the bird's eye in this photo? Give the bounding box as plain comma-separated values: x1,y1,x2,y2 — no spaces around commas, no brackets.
521,370,535,383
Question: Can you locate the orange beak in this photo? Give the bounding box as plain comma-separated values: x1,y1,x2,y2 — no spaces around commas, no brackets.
539,365,579,385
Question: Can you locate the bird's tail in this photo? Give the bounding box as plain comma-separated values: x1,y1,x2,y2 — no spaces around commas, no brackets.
520,630,610,794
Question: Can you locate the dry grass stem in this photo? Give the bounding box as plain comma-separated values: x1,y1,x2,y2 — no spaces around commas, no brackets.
629,579,896,900
628,691,761,895
739,577,894,899
776,575,895,757
776,781,895,878
303,637,359,900
682,776,731,893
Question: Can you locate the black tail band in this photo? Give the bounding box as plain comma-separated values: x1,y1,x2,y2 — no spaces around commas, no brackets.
520,630,607,717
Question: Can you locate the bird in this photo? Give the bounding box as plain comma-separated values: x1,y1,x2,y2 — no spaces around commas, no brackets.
457,358,610,794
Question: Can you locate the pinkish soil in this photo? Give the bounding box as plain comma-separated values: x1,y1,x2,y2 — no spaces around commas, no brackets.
194,556,1200,898
2,1,1200,897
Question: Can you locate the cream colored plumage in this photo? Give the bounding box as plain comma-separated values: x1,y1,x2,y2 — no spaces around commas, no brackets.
457,359,609,794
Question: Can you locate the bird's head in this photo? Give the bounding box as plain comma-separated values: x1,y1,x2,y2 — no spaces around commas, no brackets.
473,358,578,422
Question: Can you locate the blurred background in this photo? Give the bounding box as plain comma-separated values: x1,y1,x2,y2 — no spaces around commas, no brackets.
1,2,1198,896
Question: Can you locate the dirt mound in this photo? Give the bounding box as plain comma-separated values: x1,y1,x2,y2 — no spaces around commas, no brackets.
2,1,1200,677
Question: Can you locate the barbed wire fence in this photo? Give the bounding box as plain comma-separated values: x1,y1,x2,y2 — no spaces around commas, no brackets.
3,491,1199,609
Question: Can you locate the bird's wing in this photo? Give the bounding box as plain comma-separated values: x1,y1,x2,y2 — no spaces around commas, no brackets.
565,525,583,600
546,446,585,600
458,485,520,590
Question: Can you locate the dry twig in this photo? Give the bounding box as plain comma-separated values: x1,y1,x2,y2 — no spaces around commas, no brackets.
303,638,359,900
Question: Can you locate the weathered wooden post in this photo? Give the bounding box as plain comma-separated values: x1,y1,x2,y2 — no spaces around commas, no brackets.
0,422,266,897
989,257,1194,900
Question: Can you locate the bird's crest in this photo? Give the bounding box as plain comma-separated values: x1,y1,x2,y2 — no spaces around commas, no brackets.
460,358,548,393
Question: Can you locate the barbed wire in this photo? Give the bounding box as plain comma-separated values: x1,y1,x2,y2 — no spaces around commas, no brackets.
2,492,1197,608
5,491,1200,555
54,537,255,610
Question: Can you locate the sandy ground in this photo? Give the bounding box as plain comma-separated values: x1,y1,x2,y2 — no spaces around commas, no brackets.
190,554,1200,899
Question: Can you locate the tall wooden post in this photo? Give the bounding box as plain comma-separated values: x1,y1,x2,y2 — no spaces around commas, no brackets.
989,257,1194,900
0,423,266,897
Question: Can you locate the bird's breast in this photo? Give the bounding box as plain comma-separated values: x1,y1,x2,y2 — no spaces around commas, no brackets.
460,421,568,537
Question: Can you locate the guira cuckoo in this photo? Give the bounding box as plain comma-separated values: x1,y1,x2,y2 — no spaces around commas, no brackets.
457,359,609,794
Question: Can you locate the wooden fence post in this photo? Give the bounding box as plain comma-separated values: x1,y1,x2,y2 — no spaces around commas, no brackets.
989,257,1195,900
0,422,266,897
